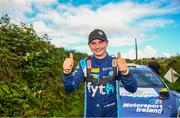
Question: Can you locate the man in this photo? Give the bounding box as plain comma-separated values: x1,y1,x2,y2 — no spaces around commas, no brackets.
148,57,160,74
62,29,137,117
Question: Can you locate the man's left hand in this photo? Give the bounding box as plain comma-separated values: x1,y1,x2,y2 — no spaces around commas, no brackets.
117,52,129,75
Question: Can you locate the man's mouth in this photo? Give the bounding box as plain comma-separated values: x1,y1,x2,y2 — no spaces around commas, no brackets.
94,50,101,53
94,49,102,52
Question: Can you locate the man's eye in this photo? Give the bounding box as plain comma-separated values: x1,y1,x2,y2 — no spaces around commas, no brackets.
90,42,96,45
99,41,103,44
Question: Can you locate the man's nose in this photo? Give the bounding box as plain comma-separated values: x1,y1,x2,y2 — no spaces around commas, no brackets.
95,44,100,49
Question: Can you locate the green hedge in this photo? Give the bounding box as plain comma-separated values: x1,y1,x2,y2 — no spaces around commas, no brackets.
0,15,86,116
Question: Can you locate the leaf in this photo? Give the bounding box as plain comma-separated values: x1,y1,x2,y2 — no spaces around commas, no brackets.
1,84,10,94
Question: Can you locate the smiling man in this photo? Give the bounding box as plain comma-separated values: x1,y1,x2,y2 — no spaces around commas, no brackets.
62,29,137,117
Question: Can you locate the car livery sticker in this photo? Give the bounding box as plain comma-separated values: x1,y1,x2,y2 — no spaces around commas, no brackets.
122,102,163,114
120,87,159,97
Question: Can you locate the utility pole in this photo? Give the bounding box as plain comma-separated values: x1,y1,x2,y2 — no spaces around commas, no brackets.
135,38,138,60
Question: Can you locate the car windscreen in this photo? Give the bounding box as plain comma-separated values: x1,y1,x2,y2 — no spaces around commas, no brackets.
120,69,165,88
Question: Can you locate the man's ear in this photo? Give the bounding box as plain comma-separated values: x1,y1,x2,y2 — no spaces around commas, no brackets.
106,40,109,46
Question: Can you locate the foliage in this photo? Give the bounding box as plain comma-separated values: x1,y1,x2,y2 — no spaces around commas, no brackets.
0,15,87,116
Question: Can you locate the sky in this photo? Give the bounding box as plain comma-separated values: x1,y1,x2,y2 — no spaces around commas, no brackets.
0,0,180,59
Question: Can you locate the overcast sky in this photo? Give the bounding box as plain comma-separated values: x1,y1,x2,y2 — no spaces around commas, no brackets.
0,0,180,59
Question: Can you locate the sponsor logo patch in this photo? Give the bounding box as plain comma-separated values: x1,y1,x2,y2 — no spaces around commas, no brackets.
87,82,114,97
149,99,162,105
102,67,113,71
90,73,100,79
109,70,113,76
91,68,100,73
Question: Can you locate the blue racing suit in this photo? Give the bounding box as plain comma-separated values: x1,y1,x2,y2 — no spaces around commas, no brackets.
62,54,137,117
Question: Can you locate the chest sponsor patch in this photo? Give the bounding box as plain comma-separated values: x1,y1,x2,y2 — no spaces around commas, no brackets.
87,82,115,97
102,67,113,71
91,68,100,73
90,73,100,79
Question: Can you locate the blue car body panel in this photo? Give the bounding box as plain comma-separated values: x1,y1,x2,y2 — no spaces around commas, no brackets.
120,88,177,117
119,65,179,117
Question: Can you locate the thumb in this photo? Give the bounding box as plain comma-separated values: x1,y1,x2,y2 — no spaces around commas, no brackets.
117,52,121,59
69,53,74,60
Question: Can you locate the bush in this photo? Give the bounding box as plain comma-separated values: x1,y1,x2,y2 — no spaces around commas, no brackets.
0,15,87,116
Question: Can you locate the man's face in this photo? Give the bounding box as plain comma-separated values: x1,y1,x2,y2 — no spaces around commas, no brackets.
89,39,108,57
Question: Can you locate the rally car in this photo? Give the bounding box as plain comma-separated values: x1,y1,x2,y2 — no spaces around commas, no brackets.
120,64,180,117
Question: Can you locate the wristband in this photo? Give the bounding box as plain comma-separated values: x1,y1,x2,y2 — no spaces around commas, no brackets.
63,70,71,74
121,68,129,75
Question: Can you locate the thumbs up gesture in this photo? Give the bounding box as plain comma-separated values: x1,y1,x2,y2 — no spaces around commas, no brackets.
117,52,129,75
63,53,74,74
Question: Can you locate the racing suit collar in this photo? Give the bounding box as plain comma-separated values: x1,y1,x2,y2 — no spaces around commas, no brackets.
93,52,109,65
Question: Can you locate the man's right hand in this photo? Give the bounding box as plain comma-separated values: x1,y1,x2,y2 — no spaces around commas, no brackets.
63,53,74,74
